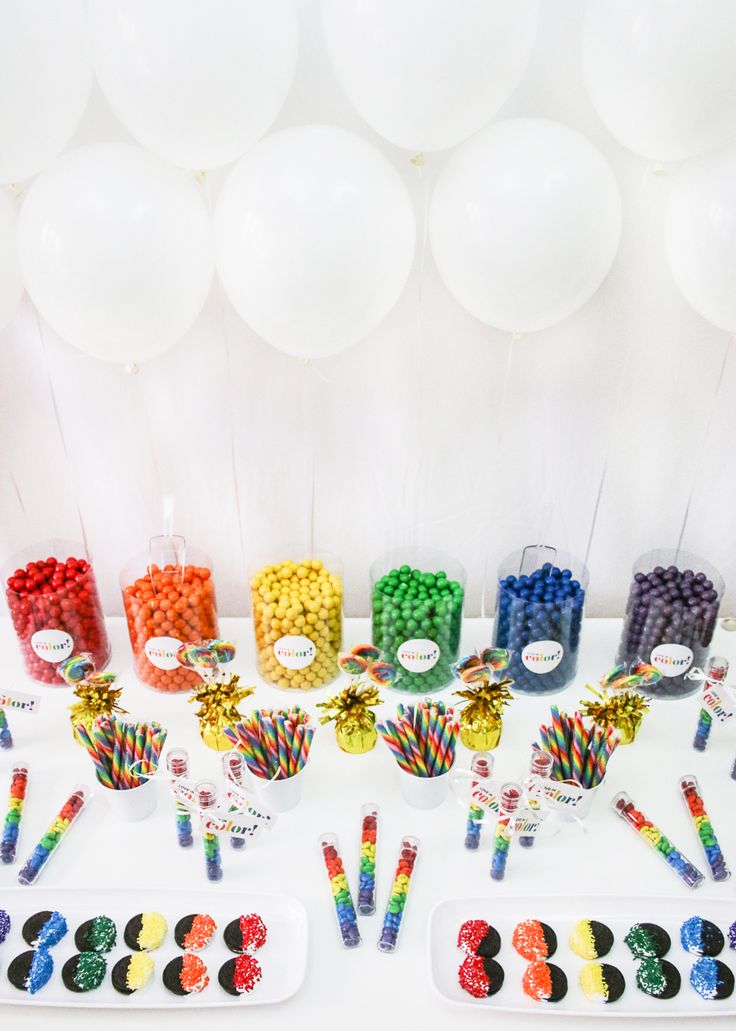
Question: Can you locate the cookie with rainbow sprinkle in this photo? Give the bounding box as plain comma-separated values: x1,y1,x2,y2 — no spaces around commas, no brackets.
579,962,625,1003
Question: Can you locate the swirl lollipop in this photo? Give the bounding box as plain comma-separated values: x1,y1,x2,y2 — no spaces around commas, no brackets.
58,654,96,687
367,661,398,689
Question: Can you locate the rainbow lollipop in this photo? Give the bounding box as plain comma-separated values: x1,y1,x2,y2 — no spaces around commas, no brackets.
368,662,398,688
58,654,96,686
339,653,369,676
210,639,236,664
177,643,218,671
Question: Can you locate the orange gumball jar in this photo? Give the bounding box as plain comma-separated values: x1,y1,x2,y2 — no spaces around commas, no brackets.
120,535,219,692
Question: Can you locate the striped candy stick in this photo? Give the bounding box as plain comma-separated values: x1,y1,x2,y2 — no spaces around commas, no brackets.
571,711,585,784
275,714,289,776
550,707,572,780
376,724,414,774
400,719,429,777
433,718,455,777
75,723,115,789
299,725,314,770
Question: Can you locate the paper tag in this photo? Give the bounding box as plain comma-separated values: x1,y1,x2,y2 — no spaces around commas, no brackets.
0,688,41,714
31,629,73,663
650,643,693,677
539,780,587,811
145,636,182,670
702,684,735,723
397,638,440,673
521,640,563,674
513,807,545,838
468,781,500,813
273,635,316,670
170,779,275,837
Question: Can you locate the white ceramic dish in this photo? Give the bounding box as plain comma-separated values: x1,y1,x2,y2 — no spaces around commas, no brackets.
0,887,307,1008
429,894,736,1018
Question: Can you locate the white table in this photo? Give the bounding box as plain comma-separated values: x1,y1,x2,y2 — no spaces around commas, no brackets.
1,617,734,1030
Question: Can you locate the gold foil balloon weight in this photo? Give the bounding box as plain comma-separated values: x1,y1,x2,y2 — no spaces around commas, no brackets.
179,640,254,751
579,662,659,745
452,647,513,751
61,654,127,745
316,645,394,755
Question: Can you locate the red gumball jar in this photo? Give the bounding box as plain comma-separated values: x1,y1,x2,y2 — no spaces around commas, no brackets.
2,539,111,686
120,534,219,693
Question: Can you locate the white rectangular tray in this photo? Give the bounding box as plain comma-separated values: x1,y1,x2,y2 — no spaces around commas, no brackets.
429,894,736,1018
0,887,307,1008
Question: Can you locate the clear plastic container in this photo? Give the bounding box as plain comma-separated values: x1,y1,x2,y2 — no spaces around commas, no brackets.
250,551,343,690
2,539,110,686
617,548,723,699
17,784,89,886
370,547,465,693
492,545,587,695
120,534,219,692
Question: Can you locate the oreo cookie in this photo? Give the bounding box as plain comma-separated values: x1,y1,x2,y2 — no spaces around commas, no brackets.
75,915,117,954
7,950,54,995
625,922,670,959
162,954,209,996
458,955,505,998
579,962,625,1003
22,910,67,949
569,919,614,960
512,919,557,961
636,958,681,999
224,914,267,954
218,955,263,996
124,912,167,952
0,910,10,945
111,953,155,996
62,953,106,993
457,920,501,958
522,961,568,1002
174,914,217,952
690,957,734,1000
681,916,724,957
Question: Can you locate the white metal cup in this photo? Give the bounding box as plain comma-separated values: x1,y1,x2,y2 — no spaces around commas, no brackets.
96,773,157,822
396,762,454,810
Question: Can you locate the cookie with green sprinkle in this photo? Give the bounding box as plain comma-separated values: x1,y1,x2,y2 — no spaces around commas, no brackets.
75,915,117,954
62,953,107,993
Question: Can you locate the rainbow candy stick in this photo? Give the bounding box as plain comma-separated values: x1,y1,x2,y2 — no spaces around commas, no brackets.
377,699,457,778
378,835,419,953
1,763,28,864
166,749,193,849
679,774,730,882
464,753,493,850
358,803,379,915
612,791,704,889
571,711,584,784
18,785,89,886
320,832,361,948
0,708,13,750
490,782,522,881
224,709,314,781
198,781,222,882
550,706,572,780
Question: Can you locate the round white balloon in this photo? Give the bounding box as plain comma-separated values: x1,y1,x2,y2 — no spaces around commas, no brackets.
429,119,622,333
665,144,736,333
0,192,23,332
582,0,736,162
215,126,415,359
0,0,92,184
19,144,214,364
322,0,539,153
90,0,298,170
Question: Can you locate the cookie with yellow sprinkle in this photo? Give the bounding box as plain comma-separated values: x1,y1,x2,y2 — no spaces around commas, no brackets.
569,919,614,960
580,962,626,1003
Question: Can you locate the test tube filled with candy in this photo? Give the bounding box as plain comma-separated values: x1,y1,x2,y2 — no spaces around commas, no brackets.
519,750,553,848
319,832,361,948
0,708,12,750
490,782,521,881
166,749,193,849
17,785,89,885
465,753,493,851
3,540,110,685
617,550,723,699
679,774,731,882
692,657,729,752
222,751,247,851
371,548,464,693
197,780,222,882
378,836,419,953
120,534,219,692
1,763,28,865
358,804,378,915
611,791,704,889
250,553,343,689
492,546,587,695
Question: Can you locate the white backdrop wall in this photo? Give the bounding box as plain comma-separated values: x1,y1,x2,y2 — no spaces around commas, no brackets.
0,0,734,620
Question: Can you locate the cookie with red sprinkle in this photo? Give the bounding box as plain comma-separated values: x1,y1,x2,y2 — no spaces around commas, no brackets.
458,955,505,998
512,919,557,961
224,914,267,954
457,920,501,958
522,960,568,1002
218,954,263,996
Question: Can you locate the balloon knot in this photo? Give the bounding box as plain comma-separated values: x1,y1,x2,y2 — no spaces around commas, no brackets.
299,357,310,366
9,183,23,198
124,362,141,375
652,162,667,177
410,152,425,167
512,331,525,342
195,170,207,184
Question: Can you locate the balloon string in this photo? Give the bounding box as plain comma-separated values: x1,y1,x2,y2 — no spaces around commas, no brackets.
31,305,90,556
674,333,733,562
408,158,431,548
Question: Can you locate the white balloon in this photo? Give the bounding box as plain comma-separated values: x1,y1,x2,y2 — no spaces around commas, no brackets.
582,0,736,162
429,119,621,333
665,145,736,333
215,126,415,359
0,0,92,184
322,0,538,153
90,0,298,171
0,192,23,332
19,144,214,364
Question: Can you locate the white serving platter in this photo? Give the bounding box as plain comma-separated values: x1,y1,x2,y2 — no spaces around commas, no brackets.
0,887,307,1008
429,894,736,1018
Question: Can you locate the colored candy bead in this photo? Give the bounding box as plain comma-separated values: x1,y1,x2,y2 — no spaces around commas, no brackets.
1,764,28,865
490,783,521,882
378,836,419,953
320,833,361,949
492,556,585,695
166,749,193,849
520,749,553,848
358,804,378,916
0,708,12,750
465,754,493,851
17,787,88,885
222,751,247,851
680,774,731,882
612,791,704,889
4,550,110,685
618,555,721,699
198,782,222,882
371,562,464,693
251,558,343,690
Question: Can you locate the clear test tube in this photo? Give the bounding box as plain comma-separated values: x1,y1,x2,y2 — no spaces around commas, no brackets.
611,790,704,889
358,803,379,915
520,750,553,848
679,774,731,882
319,832,361,948
465,753,493,850
166,749,193,848
222,751,247,850
377,835,419,953
197,780,222,882
17,784,89,886
692,656,728,751
490,782,522,881
1,762,29,865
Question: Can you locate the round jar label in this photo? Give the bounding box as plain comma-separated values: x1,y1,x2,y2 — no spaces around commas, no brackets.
274,635,316,670
145,636,182,670
521,640,563,674
650,643,693,677
397,638,440,673
31,629,73,663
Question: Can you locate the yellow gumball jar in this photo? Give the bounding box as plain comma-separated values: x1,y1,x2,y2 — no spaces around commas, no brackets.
250,552,344,690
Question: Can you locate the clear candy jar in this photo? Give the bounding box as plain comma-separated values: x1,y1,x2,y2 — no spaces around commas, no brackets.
3,539,110,685
120,534,219,692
